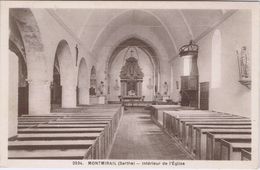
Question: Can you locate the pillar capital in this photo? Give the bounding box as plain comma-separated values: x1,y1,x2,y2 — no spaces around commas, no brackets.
27,79,51,86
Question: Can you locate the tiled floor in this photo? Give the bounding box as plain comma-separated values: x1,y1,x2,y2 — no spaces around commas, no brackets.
109,107,191,160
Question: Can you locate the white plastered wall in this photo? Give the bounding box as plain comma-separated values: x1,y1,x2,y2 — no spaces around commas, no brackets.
198,10,251,117
170,10,251,117
8,51,18,138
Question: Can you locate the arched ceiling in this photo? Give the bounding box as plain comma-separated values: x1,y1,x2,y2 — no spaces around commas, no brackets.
50,9,235,60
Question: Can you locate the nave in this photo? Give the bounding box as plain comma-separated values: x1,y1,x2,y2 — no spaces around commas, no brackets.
109,107,191,160
8,105,251,161
6,7,254,163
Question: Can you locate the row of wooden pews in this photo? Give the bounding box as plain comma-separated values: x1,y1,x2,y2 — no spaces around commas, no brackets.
150,105,196,127
150,106,251,160
9,105,123,160
163,110,251,160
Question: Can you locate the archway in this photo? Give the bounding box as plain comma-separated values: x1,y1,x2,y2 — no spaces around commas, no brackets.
9,14,29,137
89,66,97,104
50,55,61,109
53,40,75,108
9,15,29,117
107,37,159,102
9,41,29,116
10,8,50,115
77,58,89,105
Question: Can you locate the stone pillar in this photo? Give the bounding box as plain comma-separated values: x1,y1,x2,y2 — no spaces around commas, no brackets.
62,84,76,108
9,51,18,137
28,79,51,115
78,87,89,105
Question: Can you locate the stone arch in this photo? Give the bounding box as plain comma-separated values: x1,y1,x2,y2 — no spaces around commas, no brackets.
9,8,47,80
91,9,177,56
106,36,160,99
77,58,89,105
9,13,29,119
10,8,51,115
54,40,76,108
50,49,62,109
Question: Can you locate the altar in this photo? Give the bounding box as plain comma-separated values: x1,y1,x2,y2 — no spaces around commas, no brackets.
119,56,144,106
119,95,144,107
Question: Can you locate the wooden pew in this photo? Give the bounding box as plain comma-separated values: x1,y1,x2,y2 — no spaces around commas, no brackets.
165,111,250,143
219,139,251,160
181,119,249,145
14,125,109,159
9,140,95,150
163,110,232,137
205,132,251,160
9,148,92,159
10,105,123,160
241,148,251,160
188,124,251,155
195,128,251,160
14,133,102,140
150,105,182,126
18,127,105,134
35,124,107,128
17,116,63,129
184,119,250,147
8,139,95,159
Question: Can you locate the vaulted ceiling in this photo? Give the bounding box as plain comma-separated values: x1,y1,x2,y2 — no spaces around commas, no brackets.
49,9,235,60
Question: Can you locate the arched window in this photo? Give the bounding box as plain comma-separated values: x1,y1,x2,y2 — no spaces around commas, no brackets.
211,29,222,88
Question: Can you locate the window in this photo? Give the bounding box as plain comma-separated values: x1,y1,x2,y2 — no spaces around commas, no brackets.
211,30,222,88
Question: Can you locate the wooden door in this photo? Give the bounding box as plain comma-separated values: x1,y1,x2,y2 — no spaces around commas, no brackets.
200,82,209,110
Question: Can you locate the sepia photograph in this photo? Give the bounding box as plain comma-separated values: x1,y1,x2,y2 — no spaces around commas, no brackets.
0,1,259,169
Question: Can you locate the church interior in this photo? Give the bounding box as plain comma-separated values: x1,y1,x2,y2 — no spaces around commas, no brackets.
7,8,252,161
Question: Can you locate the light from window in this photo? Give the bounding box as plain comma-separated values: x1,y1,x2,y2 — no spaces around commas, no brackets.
211,30,222,88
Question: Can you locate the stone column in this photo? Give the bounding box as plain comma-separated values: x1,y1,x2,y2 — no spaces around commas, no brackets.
78,87,89,105
9,51,18,137
28,79,51,115
62,84,77,108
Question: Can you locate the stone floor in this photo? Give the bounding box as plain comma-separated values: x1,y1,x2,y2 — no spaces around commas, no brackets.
109,107,191,160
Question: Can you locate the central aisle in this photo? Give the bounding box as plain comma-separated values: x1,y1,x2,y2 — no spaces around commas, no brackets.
108,107,191,160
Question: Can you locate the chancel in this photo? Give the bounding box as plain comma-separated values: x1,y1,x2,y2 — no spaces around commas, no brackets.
119,47,145,105
7,8,253,161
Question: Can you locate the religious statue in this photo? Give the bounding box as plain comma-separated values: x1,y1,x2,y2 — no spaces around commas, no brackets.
113,79,119,91
98,81,105,96
147,78,153,89
155,92,163,102
89,86,96,96
163,81,168,96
